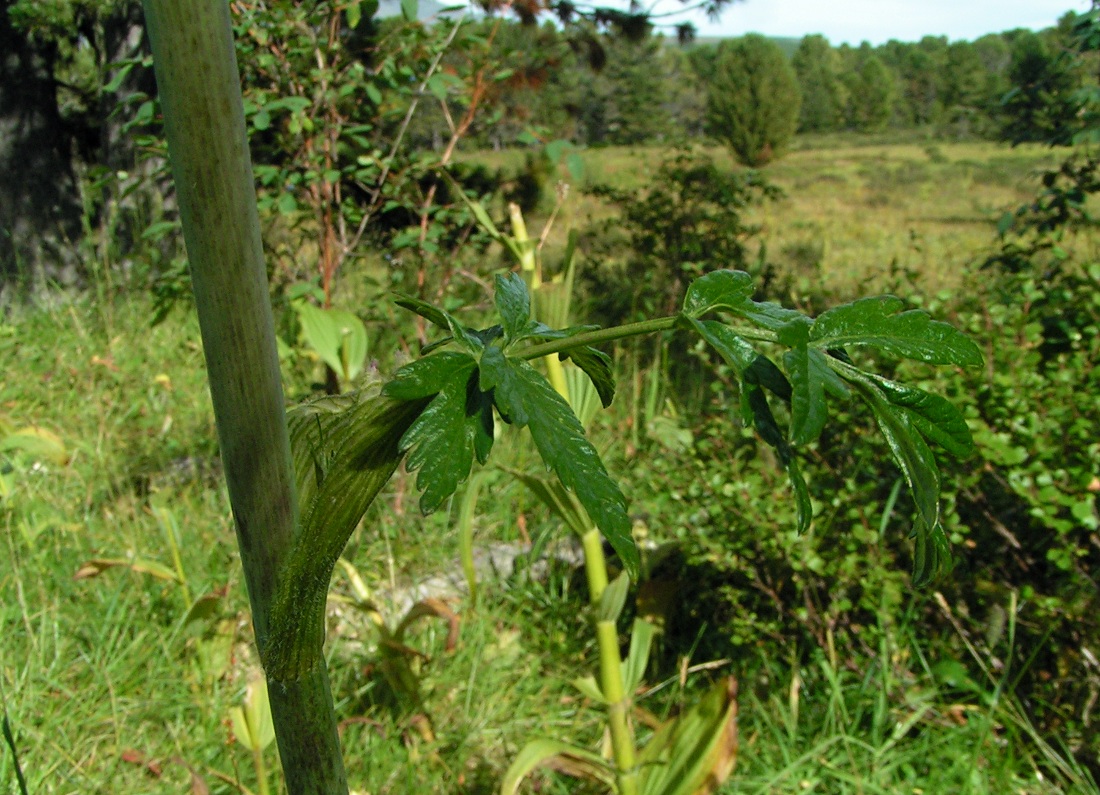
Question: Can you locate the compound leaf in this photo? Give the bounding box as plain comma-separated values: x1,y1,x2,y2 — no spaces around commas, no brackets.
810,295,984,367
396,358,492,513
480,346,638,577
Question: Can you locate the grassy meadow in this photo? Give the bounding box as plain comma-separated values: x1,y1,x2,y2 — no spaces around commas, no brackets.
2,137,1097,794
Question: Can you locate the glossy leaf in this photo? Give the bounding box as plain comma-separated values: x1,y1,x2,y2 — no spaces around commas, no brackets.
480,347,638,577
495,272,531,341
682,270,753,318
810,295,984,366
393,294,484,353
867,374,975,457
780,321,829,445
384,351,476,401
560,345,616,408
731,300,806,331
848,375,948,584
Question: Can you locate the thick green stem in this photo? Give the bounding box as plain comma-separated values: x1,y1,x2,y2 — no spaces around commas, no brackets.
580,529,638,795
141,1,348,792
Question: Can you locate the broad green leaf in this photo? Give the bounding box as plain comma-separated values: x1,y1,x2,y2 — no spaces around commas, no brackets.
400,0,418,21
494,272,531,342
480,347,638,577
398,360,492,513
560,345,615,408
847,376,948,584
638,677,738,795
384,351,477,400
810,295,984,367
682,270,753,318
501,739,615,795
294,302,368,382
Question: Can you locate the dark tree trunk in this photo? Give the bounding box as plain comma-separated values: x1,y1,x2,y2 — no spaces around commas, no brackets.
0,2,83,298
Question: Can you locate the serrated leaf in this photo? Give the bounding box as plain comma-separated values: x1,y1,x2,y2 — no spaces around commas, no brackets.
810,295,984,367
847,375,949,584
682,270,754,318
398,360,492,513
384,351,476,400
560,345,615,407
494,272,531,341
393,294,484,353
866,374,975,457
480,347,638,577
501,739,615,795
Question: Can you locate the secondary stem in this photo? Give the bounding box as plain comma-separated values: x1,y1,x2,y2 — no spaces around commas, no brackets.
518,315,778,361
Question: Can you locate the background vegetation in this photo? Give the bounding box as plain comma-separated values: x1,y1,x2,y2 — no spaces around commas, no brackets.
2,0,1099,793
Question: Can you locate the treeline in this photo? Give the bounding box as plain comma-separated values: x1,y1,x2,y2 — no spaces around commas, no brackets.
446,12,1094,148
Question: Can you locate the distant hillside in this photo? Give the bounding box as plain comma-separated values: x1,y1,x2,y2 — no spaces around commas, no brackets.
677,34,802,58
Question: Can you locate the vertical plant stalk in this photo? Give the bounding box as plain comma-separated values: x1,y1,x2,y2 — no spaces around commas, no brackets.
581,529,639,795
141,2,348,792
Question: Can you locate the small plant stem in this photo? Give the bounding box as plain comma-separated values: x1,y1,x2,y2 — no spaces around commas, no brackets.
519,315,778,362
255,747,270,795
580,528,639,795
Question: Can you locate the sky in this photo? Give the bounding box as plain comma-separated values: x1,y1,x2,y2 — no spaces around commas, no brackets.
659,0,1093,45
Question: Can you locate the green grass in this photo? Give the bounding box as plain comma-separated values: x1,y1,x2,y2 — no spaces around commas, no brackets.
3,137,1098,794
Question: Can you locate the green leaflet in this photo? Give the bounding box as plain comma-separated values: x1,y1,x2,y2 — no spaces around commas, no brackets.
383,351,476,400
866,372,975,457
494,272,531,341
731,300,806,331
779,319,829,445
681,269,754,317
394,356,494,514
560,345,615,408
848,375,949,585
480,346,639,577
393,293,484,353
810,295,984,367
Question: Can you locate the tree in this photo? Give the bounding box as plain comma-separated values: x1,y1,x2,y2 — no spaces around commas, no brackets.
842,47,895,132
1001,29,1082,145
792,34,846,133
703,34,801,166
